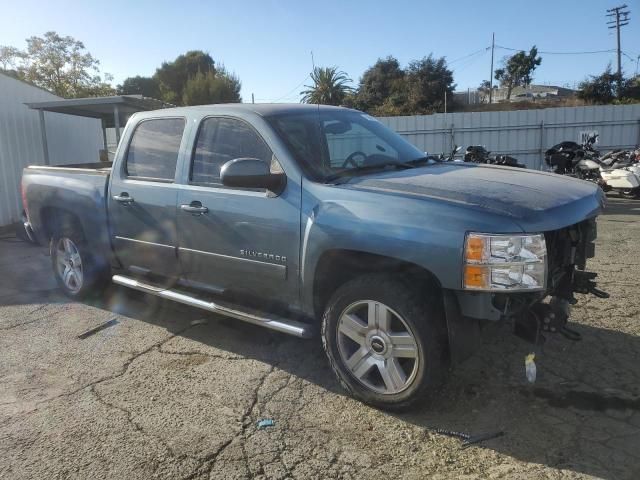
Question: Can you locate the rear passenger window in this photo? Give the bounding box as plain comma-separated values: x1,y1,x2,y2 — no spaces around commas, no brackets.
191,117,273,185
126,118,185,180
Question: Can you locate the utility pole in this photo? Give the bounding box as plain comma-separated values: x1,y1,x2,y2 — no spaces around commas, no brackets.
489,32,495,104
607,4,630,95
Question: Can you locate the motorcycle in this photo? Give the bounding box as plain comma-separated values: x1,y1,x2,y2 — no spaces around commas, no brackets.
464,145,526,168
545,135,640,198
599,150,640,198
424,145,463,162
600,147,640,179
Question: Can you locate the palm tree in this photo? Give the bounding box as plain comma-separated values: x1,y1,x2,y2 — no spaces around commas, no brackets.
301,66,353,105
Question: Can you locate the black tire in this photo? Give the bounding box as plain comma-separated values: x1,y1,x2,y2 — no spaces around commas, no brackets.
50,217,109,299
619,188,639,199
321,274,447,410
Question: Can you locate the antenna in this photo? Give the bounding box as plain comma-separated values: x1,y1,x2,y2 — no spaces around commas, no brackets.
310,50,324,171
310,50,321,108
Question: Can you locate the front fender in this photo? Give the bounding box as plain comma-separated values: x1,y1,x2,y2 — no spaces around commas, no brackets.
299,181,523,315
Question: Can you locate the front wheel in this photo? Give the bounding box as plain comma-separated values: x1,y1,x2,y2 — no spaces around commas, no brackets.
321,275,447,410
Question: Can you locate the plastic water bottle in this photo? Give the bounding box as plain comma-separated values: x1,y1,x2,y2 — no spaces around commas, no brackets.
525,353,537,383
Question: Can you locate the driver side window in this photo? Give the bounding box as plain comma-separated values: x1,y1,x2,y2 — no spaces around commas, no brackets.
191,117,274,185
324,121,398,168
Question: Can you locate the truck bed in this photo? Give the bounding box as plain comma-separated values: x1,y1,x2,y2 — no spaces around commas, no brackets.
22,163,112,256
26,161,113,173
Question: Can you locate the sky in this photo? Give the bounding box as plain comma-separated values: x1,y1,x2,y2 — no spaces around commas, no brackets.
1,0,639,102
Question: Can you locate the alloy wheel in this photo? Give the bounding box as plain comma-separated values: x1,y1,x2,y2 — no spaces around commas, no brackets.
55,238,83,294
336,300,420,395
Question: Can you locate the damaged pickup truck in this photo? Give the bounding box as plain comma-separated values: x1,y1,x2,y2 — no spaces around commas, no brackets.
21,104,608,409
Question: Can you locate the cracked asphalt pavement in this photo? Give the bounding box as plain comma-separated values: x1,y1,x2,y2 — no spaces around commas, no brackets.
1,198,639,479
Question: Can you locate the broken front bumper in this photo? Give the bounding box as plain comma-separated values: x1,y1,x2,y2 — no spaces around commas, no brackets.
454,217,608,343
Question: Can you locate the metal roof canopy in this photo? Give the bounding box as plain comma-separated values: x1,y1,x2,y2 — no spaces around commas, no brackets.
26,95,170,165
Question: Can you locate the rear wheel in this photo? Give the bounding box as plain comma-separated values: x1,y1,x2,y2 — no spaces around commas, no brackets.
50,221,108,299
620,188,639,198
322,275,447,410
53,237,84,295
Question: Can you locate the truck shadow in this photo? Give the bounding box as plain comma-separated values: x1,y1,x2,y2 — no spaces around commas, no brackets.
91,284,640,480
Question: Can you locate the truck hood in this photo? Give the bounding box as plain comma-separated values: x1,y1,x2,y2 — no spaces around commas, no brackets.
342,163,605,232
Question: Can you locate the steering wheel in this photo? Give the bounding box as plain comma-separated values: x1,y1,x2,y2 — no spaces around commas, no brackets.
341,151,367,168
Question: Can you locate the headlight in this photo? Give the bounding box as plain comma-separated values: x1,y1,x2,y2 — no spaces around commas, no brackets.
463,233,547,291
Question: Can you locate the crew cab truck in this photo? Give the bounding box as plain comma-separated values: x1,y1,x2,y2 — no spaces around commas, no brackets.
22,104,607,409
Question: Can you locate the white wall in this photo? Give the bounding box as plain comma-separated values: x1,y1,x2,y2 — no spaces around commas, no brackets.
378,105,640,170
0,73,103,227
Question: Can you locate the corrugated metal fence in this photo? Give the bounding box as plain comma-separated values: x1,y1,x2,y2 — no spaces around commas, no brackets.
378,104,640,169
0,73,102,227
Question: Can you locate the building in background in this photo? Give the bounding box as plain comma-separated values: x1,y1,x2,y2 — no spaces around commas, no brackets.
0,72,103,228
494,84,576,103
1,73,167,228
455,84,576,106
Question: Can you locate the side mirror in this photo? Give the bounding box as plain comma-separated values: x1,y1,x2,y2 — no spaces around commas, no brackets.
220,158,286,194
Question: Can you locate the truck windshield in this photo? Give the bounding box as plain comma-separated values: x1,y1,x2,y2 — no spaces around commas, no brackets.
266,110,426,182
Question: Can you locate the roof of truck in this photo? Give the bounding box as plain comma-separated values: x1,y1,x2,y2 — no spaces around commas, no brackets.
146,103,351,117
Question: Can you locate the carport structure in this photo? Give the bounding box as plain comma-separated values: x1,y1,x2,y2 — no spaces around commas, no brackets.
26,95,170,165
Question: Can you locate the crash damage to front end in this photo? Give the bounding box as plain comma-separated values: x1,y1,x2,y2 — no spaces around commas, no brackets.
446,216,608,369
499,217,608,345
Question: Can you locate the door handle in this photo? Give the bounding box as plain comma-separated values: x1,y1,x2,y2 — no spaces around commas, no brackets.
180,202,209,215
113,193,134,204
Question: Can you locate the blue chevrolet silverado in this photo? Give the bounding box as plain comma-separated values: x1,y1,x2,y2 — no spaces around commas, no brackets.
21,104,607,409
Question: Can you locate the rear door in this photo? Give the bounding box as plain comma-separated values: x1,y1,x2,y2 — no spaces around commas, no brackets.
108,117,187,279
176,115,301,305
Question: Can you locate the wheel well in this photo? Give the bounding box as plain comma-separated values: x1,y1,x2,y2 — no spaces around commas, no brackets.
41,207,85,242
313,249,441,319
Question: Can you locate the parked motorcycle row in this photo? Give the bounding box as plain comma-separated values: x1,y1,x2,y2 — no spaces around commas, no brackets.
545,134,640,198
430,135,640,199
428,145,527,168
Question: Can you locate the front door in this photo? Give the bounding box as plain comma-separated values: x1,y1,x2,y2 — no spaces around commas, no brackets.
108,117,187,279
176,116,300,306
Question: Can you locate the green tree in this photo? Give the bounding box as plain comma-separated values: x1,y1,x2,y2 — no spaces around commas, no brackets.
17,31,114,97
577,66,620,104
621,76,640,101
494,46,542,100
356,56,406,112
478,79,495,103
301,66,353,105
181,68,242,106
404,55,455,114
117,75,161,98
154,50,215,104
577,66,640,104
0,45,22,70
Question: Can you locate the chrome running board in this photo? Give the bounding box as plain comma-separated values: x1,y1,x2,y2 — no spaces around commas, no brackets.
112,274,313,338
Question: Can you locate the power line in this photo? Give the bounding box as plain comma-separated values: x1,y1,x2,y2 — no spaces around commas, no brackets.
447,46,490,65
496,45,616,55
452,49,489,74
265,74,310,103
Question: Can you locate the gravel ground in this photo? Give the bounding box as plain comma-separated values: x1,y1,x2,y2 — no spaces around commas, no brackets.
1,198,639,480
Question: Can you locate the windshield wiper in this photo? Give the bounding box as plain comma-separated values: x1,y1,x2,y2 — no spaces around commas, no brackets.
405,155,444,165
324,162,414,184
